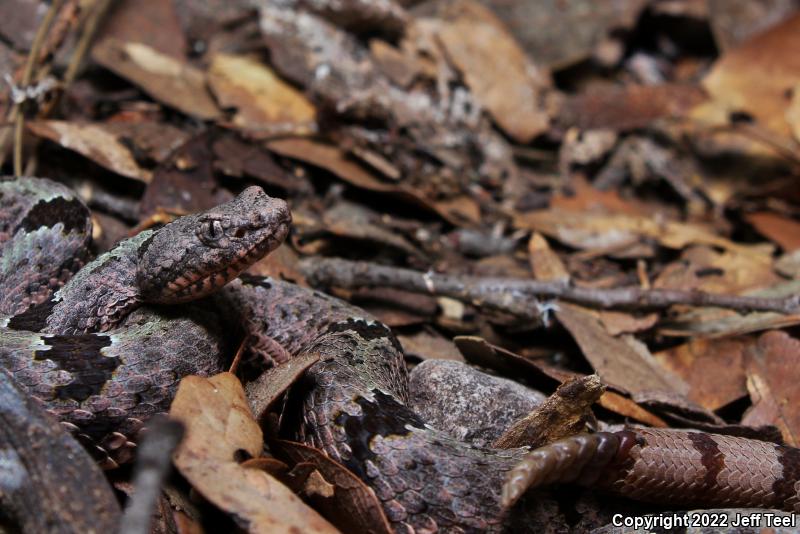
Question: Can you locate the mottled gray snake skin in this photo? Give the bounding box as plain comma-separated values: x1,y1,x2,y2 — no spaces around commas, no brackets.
1,176,799,533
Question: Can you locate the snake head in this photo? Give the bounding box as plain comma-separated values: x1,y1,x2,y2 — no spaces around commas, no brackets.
136,186,291,303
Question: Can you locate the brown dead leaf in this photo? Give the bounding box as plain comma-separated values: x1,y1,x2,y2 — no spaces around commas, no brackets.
556,302,689,396
436,0,550,143
104,120,191,164
654,245,779,296
481,0,647,69
557,83,707,132
322,201,427,259
173,510,204,534
304,470,336,499
743,331,800,446
398,330,465,362
245,352,320,425
354,287,437,328
703,12,800,138
272,440,393,534
454,335,568,386
652,251,800,337
529,232,657,339
550,176,649,216
94,0,187,61
429,195,481,225
242,456,291,478
266,138,397,193
369,39,421,87
745,212,800,251
659,309,800,338
207,54,316,135
685,100,796,161
212,134,309,193
776,249,800,278
527,232,570,283
91,212,132,253
92,39,220,120
598,311,659,336
515,208,757,255
708,0,799,51
139,134,232,218
170,373,339,534
654,337,750,411
266,138,480,225
246,244,307,285
0,0,44,51
27,120,152,182
597,391,667,427
789,83,800,142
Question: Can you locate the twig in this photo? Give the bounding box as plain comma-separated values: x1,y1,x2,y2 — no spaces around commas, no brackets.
298,257,800,317
66,0,111,86
25,0,112,176
10,0,64,175
118,416,185,534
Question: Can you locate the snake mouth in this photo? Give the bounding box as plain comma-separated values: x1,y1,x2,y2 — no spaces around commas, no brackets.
161,227,286,301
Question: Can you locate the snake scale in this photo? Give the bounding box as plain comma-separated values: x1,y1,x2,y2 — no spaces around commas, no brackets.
1,175,799,532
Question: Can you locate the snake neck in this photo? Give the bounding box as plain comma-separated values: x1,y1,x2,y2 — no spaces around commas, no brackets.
9,231,151,335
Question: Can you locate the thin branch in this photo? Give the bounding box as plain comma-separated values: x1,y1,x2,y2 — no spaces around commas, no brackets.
298,257,800,317
118,417,184,534
8,0,64,174
23,0,111,176
65,0,111,86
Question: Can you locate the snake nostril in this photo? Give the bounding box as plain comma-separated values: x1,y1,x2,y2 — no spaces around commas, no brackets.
235,228,246,238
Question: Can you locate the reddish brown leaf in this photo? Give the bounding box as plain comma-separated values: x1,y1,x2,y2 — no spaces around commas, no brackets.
654,337,750,411
597,311,658,336
272,440,393,534
94,0,187,60
436,0,551,143
703,12,800,138
245,352,320,425
556,302,688,396
743,331,800,446
745,212,800,251
557,84,706,132
597,391,668,428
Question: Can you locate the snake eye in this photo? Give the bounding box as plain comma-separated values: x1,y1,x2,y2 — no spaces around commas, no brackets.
211,220,223,238
199,219,225,243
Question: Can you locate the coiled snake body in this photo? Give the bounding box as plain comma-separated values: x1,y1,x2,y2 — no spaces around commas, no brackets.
1,176,799,532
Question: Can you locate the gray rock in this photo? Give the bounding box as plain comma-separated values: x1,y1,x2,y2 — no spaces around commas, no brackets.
409,360,546,447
